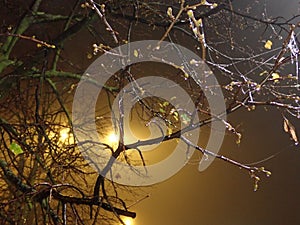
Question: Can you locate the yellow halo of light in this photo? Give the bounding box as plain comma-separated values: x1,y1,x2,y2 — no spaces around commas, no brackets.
123,217,133,225
58,127,74,145
108,132,119,144
59,128,70,143
106,132,119,150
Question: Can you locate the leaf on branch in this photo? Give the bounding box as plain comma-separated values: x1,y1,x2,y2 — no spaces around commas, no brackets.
162,101,169,107
264,40,272,49
170,109,179,121
271,72,280,83
236,133,242,145
9,142,23,155
159,108,165,113
259,70,268,76
167,7,174,20
167,127,172,137
187,10,194,19
283,115,299,145
224,121,242,145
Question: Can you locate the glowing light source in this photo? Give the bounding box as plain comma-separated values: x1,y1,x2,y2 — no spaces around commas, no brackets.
106,132,119,149
59,128,69,142
59,128,74,144
123,217,133,225
108,132,119,144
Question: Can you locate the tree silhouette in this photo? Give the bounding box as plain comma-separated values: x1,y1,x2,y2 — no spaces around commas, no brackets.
0,0,299,224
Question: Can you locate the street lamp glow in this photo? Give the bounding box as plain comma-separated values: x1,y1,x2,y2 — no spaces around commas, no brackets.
59,128,74,144
59,128,69,142
107,132,119,149
108,132,119,144
123,217,133,225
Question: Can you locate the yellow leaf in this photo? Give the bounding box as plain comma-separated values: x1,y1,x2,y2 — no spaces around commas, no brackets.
162,101,169,107
167,7,173,18
187,10,194,18
236,133,242,145
212,3,218,8
264,40,272,49
184,73,189,79
272,72,280,79
173,115,179,121
159,108,165,113
271,72,280,83
259,70,268,76
133,49,138,58
195,19,202,27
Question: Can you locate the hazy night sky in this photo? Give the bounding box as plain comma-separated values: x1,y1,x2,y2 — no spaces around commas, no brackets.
130,1,300,225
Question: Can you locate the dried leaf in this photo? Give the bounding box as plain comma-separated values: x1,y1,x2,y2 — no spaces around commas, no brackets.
283,115,299,145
